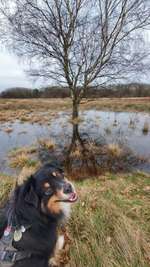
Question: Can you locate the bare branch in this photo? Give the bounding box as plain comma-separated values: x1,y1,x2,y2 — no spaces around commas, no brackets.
0,0,150,103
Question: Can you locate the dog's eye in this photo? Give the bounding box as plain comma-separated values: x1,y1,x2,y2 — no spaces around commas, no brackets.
44,188,53,196
52,171,64,178
43,182,53,196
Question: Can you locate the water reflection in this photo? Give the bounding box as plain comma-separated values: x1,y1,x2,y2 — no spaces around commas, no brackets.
0,110,150,174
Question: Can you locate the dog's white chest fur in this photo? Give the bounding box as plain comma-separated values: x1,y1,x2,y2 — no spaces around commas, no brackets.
60,202,71,219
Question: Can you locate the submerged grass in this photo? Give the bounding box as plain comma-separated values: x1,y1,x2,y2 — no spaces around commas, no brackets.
107,143,123,157
38,139,56,150
142,122,149,135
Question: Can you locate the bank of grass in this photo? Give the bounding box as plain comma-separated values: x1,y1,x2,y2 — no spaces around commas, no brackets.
0,171,149,267
0,98,150,124
0,98,72,124
67,172,150,267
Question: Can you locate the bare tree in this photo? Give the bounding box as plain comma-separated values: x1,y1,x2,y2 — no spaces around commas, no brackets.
0,0,150,154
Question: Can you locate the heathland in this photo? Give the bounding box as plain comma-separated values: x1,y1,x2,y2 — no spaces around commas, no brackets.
0,97,150,267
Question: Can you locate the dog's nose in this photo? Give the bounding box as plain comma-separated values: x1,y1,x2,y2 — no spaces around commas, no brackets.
63,183,73,194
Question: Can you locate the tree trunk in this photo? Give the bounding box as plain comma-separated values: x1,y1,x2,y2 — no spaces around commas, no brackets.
65,97,97,176
72,99,79,120
72,99,80,141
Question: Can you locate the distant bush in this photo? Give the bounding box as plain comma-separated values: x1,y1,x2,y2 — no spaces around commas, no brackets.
0,87,40,98
0,83,150,98
41,86,69,98
85,83,150,98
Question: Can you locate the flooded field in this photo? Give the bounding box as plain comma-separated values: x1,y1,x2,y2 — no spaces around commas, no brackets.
0,110,150,174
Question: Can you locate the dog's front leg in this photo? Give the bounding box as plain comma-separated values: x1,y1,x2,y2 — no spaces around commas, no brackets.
49,235,65,267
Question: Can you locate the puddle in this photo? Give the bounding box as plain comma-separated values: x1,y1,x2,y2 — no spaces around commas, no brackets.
0,110,150,174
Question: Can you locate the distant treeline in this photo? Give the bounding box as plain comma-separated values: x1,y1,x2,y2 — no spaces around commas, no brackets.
1,83,150,98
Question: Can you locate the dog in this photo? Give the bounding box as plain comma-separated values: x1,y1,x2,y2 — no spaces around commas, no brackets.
0,162,77,267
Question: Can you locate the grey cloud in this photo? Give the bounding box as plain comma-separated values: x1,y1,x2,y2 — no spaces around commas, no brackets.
0,51,40,91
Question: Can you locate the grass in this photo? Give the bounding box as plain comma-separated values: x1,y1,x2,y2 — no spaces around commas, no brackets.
67,141,139,179
0,97,150,124
38,139,56,150
0,173,14,207
10,145,37,157
69,117,84,125
0,99,72,124
0,170,149,266
9,145,39,168
105,127,112,135
10,153,38,168
67,172,150,267
0,97,149,266
107,143,123,157
142,122,149,134
129,119,136,129
3,127,13,133
17,166,40,185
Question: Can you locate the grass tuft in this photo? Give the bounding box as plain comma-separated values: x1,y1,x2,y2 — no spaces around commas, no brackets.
10,153,38,168
107,143,123,157
142,122,149,135
38,138,56,150
3,128,13,134
10,145,37,157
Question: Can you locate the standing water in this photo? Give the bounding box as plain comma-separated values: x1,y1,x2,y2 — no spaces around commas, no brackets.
0,110,150,174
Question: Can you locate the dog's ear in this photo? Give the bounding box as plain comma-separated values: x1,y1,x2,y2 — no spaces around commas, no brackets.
24,176,39,208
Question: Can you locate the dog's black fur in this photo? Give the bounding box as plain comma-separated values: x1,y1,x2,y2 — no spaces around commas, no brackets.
0,162,76,267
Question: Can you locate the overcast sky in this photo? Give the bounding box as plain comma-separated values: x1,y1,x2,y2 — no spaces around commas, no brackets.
0,49,43,92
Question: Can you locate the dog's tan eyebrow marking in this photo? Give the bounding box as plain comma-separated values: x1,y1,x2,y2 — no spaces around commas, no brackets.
52,172,57,177
44,182,51,188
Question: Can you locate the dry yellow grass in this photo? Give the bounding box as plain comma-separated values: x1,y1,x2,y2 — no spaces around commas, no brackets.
17,166,40,185
38,138,56,150
9,150,38,169
10,146,37,158
67,173,150,267
69,117,84,125
0,97,150,124
0,174,15,207
107,143,123,157
0,171,149,267
71,147,82,159
10,153,30,168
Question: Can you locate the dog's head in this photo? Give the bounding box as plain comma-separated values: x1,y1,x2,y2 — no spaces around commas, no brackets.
23,162,77,219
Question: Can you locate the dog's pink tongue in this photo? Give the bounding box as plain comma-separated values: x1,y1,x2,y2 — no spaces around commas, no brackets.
69,192,78,202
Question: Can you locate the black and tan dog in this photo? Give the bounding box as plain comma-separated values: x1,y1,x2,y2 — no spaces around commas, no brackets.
0,162,77,267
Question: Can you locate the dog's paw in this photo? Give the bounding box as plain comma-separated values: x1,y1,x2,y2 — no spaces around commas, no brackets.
49,235,65,267
49,257,59,267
